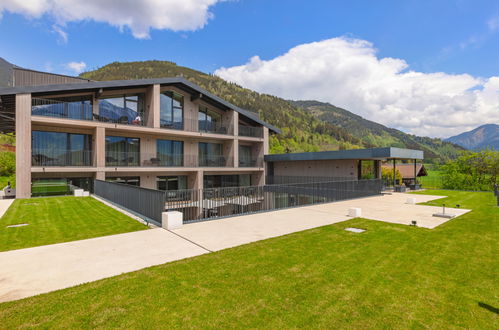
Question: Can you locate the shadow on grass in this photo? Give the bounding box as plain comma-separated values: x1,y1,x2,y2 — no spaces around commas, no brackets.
478,302,499,315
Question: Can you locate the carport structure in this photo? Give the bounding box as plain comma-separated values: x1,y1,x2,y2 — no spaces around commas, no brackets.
265,147,424,188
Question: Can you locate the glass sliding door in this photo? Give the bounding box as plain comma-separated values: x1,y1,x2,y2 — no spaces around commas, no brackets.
160,91,184,130
198,106,224,134
199,142,224,167
105,136,140,166
156,139,183,166
98,94,145,125
239,145,253,167
31,95,93,120
32,131,92,166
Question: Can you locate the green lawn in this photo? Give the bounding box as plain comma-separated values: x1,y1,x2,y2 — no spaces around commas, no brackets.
0,197,147,252
419,169,444,189
0,191,497,328
0,174,14,190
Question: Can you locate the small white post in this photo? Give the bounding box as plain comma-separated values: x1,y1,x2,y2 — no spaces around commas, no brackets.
162,211,183,230
348,208,362,217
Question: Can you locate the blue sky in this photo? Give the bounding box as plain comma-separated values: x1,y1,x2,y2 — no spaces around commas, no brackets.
1,0,498,137
1,0,498,76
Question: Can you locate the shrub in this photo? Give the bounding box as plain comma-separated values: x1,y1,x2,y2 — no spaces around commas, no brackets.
0,151,15,176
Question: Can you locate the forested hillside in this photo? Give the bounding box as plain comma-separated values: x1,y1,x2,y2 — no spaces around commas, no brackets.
291,100,464,162
81,61,365,154
81,60,462,161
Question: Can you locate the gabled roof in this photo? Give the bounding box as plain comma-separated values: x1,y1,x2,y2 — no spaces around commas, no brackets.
0,77,281,133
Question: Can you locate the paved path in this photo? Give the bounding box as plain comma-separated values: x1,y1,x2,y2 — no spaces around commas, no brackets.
0,229,207,303
0,192,470,303
0,199,14,218
173,193,470,251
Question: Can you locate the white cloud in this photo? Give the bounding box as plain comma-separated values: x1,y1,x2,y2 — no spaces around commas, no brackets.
0,0,223,39
65,61,86,74
215,37,499,138
488,16,499,31
51,24,67,43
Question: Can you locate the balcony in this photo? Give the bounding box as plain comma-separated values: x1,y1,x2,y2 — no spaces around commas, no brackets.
32,97,147,127
239,157,263,168
238,125,263,138
160,117,232,135
32,98,93,121
199,155,229,167
32,149,93,167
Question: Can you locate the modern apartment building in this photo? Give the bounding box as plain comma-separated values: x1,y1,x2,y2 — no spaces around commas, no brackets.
0,77,280,198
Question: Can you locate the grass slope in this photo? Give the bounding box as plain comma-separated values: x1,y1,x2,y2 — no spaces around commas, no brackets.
0,197,147,252
0,191,497,328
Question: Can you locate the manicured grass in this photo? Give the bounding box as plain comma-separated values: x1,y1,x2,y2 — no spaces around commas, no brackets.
419,169,444,189
0,197,147,252
0,191,497,328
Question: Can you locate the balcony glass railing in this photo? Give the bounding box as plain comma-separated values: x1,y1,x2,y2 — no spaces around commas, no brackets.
32,98,93,121
105,152,140,167
238,125,263,138
32,149,93,167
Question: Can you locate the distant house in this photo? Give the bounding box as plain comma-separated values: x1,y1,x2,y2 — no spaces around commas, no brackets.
381,163,427,185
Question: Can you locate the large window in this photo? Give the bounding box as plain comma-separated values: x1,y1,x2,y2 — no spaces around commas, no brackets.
199,142,224,167
32,95,93,120
198,106,224,134
157,176,187,191
98,94,145,125
160,91,183,130
105,136,140,166
106,177,140,186
32,131,92,166
359,160,378,179
156,139,183,167
31,177,93,197
239,145,253,167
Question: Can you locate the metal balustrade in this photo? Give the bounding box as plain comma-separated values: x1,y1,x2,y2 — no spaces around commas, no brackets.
239,157,263,167
239,125,263,138
32,149,93,167
165,178,383,223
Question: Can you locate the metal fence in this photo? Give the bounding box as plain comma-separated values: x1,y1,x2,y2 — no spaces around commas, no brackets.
166,179,383,223
94,180,166,224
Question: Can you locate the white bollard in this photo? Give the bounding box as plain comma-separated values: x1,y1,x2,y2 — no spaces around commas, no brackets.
74,189,84,197
162,211,183,230
348,207,362,217
406,197,416,205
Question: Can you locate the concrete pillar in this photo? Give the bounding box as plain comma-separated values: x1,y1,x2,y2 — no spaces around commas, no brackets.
233,111,239,136
140,136,156,166
184,140,198,167
262,127,269,155
224,140,237,167
252,172,265,186
92,94,99,116
15,93,32,198
188,170,203,190
146,84,160,128
140,174,156,189
95,172,105,181
94,127,105,167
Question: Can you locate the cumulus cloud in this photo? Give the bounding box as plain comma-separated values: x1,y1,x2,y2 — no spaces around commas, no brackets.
215,37,499,138
0,0,222,39
65,61,86,74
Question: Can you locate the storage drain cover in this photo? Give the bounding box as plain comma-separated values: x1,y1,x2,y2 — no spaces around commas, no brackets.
345,227,365,233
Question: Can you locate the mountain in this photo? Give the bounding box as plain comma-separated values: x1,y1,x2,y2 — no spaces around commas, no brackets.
290,100,464,161
81,60,462,161
445,124,499,151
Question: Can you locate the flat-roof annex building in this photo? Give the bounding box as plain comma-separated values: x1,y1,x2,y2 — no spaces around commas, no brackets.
0,78,280,198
